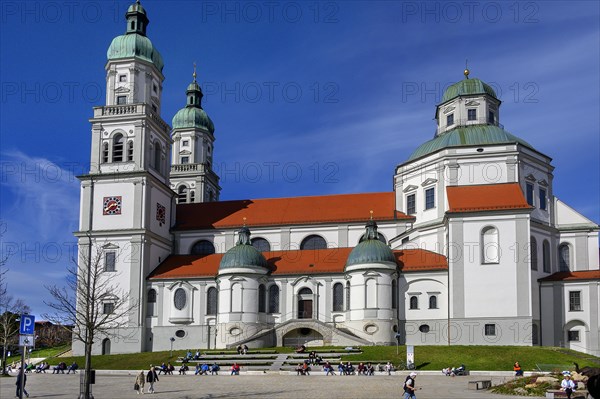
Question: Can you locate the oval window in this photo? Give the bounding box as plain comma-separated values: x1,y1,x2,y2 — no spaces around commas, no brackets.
419,324,430,333
229,327,241,336
364,324,378,334
175,329,186,338
174,288,186,310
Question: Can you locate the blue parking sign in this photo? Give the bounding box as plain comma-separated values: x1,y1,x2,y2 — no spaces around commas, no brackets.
19,314,35,335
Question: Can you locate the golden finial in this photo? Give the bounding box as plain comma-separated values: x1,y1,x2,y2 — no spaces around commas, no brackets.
464,59,470,79
242,217,247,227
369,210,373,220
192,62,197,82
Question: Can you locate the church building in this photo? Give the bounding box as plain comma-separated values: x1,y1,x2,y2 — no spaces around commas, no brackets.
74,1,600,356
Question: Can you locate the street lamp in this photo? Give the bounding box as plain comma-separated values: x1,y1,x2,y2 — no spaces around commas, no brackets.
169,337,175,358
394,333,401,356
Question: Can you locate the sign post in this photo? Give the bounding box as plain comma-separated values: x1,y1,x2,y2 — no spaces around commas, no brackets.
394,333,402,356
18,314,35,399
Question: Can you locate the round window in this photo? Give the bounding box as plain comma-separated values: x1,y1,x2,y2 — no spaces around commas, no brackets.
364,324,378,334
419,324,430,333
174,288,187,310
229,327,241,336
392,325,398,333
175,329,186,338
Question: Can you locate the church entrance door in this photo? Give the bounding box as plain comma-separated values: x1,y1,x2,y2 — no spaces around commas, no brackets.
298,299,313,319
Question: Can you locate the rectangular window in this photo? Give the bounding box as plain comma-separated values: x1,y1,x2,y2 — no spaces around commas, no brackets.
484,324,496,336
569,291,581,311
152,104,157,112
488,110,495,124
104,252,116,272
539,188,547,210
468,109,477,121
406,194,416,214
103,303,115,315
446,113,454,126
526,183,534,206
153,84,158,93
181,156,189,164
425,187,435,210
568,330,580,342
182,140,189,147
401,236,410,245
116,95,127,105
119,75,127,82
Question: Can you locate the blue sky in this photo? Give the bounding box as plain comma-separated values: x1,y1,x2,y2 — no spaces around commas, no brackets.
1,1,598,315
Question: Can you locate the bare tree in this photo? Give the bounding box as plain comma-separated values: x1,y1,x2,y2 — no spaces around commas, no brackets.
0,296,31,374
43,241,138,399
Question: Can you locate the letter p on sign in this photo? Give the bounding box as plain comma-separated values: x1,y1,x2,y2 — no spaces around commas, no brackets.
19,314,35,335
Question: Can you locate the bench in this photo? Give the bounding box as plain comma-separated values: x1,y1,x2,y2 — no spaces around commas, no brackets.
468,380,492,390
545,389,589,399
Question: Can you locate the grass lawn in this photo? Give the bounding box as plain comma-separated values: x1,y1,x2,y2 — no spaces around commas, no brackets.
4,344,70,365
44,345,599,371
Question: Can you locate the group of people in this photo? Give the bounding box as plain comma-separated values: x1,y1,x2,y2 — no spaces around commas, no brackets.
157,362,175,375
442,365,466,377
236,344,249,355
134,366,159,394
194,362,220,375
296,362,311,375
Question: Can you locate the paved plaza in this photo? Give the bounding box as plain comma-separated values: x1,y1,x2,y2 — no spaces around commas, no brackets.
0,372,545,399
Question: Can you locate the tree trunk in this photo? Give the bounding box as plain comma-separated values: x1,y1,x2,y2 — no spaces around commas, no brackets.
82,337,93,399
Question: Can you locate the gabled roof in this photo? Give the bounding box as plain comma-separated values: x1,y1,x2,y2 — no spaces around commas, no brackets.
148,248,448,280
446,183,532,213
174,192,411,231
538,270,600,282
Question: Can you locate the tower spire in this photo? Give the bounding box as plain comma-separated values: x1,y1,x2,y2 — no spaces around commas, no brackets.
193,62,197,83
464,59,470,79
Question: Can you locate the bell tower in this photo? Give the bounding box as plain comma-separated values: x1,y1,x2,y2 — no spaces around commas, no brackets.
75,0,174,355
170,65,221,203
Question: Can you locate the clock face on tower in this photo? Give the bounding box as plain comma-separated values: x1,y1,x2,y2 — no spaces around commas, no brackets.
103,196,122,215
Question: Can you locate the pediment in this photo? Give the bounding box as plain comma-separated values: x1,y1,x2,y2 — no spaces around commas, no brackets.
228,276,246,282
525,174,536,182
167,280,196,291
465,100,480,106
538,179,549,187
291,276,322,287
421,178,438,187
403,185,418,193
443,106,455,114
115,86,130,93
362,270,381,277
102,243,119,250
179,150,192,156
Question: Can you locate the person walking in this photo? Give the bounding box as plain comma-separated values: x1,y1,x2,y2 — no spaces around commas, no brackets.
16,371,29,398
403,372,418,399
146,366,159,394
561,373,576,399
135,370,145,395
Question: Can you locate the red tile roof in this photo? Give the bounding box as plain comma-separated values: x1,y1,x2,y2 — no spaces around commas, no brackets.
538,270,600,282
174,192,411,230
148,248,447,280
446,183,532,213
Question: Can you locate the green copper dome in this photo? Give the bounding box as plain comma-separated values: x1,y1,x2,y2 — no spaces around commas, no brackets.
441,78,497,103
407,125,532,161
172,107,215,133
346,221,396,267
219,227,268,270
107,34,164,72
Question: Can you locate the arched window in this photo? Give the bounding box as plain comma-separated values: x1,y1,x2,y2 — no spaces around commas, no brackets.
251,237,271,252
409,295,418,310
153,141,162,173
191,240,215,256
298,287,312,296
481,226,499,263
206,287,217,315
345,281,351,311
559,244,570,271
127,140,134,161
101,338,111,355
268,285,279,313
112,133,124,162
429,295,437,309
174,288,186,310
300,235,327,250
231,283,242,312
359,232,387,244
148,289,157,303
530,237,538,271
332,283,343,311
102,142,109,163
178,186,188,204
365,279,376,308
543,240,551,273
391,280,398,309
258,284,266,313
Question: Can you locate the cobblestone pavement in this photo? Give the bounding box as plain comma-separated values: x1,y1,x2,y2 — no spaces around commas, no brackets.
0,373,544,399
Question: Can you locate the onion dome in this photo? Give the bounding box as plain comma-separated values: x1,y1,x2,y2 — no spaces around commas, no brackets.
219,227,268,270
346,220,396,267
172,67,215,133
106,0,164,72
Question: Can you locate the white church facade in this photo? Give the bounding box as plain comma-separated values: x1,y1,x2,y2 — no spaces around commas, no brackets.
74,1,600,356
